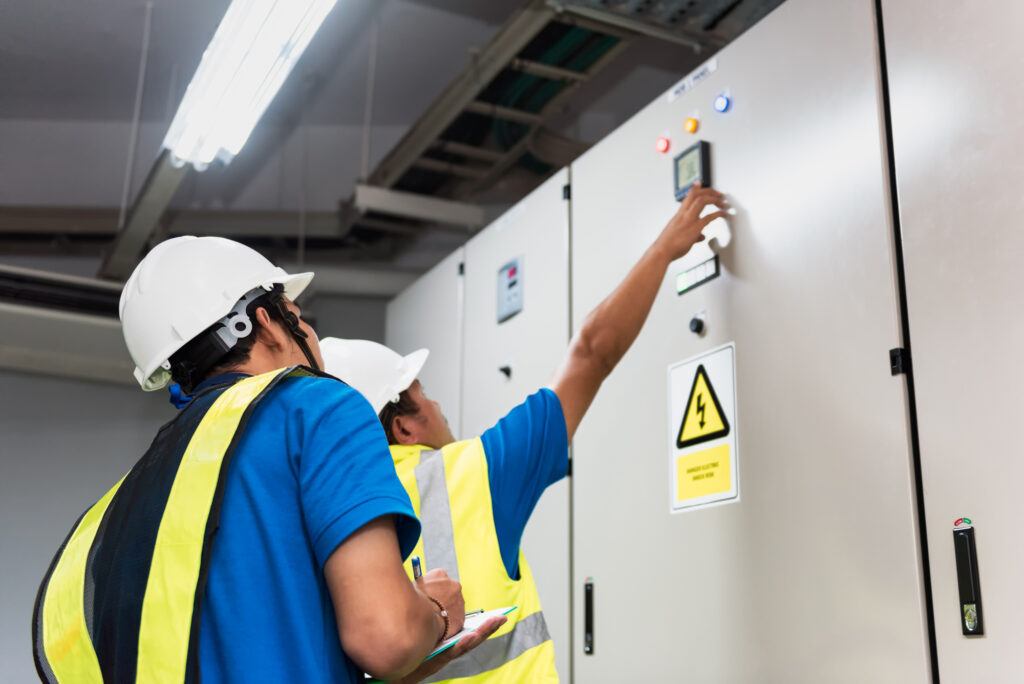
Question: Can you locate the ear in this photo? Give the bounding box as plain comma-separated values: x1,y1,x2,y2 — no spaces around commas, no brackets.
253,307,289,350
390,413,422,446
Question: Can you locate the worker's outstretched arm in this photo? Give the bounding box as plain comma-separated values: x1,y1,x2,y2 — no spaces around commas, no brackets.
324,516,466,681
549,183,727,440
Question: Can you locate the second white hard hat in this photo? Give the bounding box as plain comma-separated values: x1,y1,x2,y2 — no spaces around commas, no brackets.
319,337,428,414
120,235,313,391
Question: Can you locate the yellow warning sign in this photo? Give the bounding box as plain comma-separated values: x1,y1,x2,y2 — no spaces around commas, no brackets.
676,364,730,449
676,444,731,501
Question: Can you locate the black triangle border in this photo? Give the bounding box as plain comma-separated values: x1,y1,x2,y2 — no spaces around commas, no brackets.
676,363,730,449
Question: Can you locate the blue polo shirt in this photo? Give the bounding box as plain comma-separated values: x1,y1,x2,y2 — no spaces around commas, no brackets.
193,373,420,683
480,388,569,579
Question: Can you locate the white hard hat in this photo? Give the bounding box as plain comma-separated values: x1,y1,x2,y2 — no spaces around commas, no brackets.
319,337,428,414
119,235,313,391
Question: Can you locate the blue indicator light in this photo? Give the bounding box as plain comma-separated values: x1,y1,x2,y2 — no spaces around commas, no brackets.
713,94,730,112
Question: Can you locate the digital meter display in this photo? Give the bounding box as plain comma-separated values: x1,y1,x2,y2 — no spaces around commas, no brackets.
673,140,711,200
497,257,523,323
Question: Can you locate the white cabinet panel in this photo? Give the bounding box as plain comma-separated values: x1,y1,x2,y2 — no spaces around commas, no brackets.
386,247,465,438
569,0,929,680
884,1,1024,680
462,168,572,681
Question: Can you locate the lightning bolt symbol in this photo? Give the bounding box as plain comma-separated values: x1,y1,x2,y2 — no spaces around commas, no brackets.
696,393,706,428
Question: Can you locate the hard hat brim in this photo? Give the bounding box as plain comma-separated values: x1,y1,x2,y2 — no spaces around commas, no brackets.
397,348,429,397
278,271,313,303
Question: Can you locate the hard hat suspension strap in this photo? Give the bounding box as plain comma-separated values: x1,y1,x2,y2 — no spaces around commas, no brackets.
167,288,265,391
270,296,320,372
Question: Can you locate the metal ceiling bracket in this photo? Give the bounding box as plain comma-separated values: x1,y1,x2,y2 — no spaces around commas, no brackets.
465,101,544,125
430,140,505,163
353,184,485,229
508,57,589,82
98,148,189,281
411,158,488,180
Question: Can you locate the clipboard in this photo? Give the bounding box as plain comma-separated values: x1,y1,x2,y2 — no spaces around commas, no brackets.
428,606,516,660
366,606,517,683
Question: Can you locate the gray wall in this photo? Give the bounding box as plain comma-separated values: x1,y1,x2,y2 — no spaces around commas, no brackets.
1,371,172,681
310,294,388,345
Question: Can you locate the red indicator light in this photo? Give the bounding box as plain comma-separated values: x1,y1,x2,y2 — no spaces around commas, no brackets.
655,136,671,154
509,267,517,277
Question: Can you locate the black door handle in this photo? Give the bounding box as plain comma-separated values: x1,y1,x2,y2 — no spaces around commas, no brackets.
584,578,594,655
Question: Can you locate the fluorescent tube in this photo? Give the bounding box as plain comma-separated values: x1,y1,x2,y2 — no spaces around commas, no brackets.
163,0,337,170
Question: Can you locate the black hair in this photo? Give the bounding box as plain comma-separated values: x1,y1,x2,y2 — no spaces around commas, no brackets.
378,389,420,445
168,285,289,393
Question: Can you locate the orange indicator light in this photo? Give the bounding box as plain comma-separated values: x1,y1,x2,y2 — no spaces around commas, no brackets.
684,118,699,134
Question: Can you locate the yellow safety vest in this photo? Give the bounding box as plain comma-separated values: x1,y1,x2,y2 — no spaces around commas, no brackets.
32,367,310,684
392,440,559,684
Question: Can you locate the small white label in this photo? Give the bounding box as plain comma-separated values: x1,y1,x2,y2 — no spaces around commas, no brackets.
666,57,719,103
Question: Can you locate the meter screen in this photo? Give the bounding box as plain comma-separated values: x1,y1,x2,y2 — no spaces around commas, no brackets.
676,150,700,187
673,140,710,201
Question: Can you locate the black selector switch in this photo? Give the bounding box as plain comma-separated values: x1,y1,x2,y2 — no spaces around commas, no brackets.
689,317,704,334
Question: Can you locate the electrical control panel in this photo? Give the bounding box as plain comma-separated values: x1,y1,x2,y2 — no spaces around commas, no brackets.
497,257,523,323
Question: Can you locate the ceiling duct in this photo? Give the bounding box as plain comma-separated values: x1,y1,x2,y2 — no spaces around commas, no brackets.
0,265,133,385
0,264,121,318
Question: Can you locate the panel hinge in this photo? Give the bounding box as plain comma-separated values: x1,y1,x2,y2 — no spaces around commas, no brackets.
889,347,910,375
562,183,571,200
458,262,465,275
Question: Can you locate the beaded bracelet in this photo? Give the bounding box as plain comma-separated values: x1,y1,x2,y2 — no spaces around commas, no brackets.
427,596,449,643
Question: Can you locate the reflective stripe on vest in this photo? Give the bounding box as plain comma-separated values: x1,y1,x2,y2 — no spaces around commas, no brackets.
392,443,559,684
415,449,461,582
34,367,309,683
421,612,552,684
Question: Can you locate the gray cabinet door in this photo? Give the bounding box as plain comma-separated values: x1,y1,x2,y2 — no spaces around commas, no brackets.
884,1,1024,680
569,0,930,680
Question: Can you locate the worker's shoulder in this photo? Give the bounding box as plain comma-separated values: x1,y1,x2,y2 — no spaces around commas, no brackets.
270,371,366,407
533,386,561,406
481,387,566,446
503,387,563,422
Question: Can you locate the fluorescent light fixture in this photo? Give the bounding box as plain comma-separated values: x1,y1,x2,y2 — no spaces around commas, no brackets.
163,0,337,170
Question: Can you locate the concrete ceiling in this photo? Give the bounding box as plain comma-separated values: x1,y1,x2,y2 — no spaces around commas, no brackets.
0,0,780,282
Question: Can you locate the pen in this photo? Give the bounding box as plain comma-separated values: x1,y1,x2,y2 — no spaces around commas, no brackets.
465,609,484,617
411,555,422,580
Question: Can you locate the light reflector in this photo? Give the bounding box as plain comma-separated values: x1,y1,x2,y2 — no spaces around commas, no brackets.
163,0,337,170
